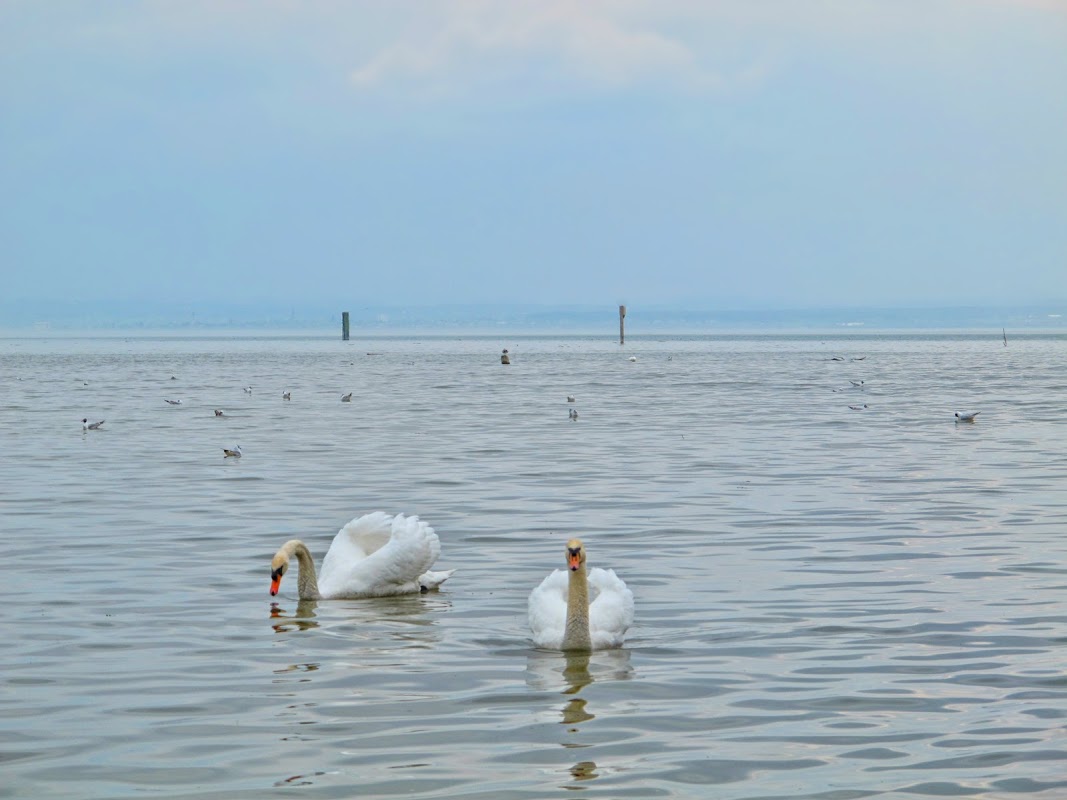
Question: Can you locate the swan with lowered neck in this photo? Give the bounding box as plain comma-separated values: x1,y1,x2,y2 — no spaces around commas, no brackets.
528,539,634,651
270,512,454,599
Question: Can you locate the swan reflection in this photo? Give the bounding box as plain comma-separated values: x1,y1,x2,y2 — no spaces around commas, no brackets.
525,648,633,692
526,648,634,744
568,760,599,783
270,600,320,633
270,595,449,646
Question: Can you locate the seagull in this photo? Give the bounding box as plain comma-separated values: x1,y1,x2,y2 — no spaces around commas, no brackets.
223,445,242,458
501,348,511,365
341,392,353,402
955,411,979,423
567,395,576,403
282,391,291,401
849,380,865,387
164,398,183,405
569,408,579,421
852,356,867,361
214,409,225,417
82,418,105,431
849,404,868,411
628,356,637,362
243,386,253,394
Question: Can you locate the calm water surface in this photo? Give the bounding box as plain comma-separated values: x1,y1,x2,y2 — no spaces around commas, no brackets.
2,332,1066,799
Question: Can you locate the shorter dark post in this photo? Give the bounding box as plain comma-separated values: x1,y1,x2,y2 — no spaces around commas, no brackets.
342,311,350,341
619,305,626,345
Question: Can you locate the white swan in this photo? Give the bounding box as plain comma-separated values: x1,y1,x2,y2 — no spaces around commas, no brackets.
528,539,633,651
270,512,455,599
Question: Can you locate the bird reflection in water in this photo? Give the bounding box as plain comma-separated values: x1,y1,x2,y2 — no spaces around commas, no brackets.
568,760,599,783
561,652,595,726
270,600,320,633
525,648,633,789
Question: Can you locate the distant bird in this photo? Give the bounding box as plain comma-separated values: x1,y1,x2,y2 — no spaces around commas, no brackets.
170,376,177,380
830,356,845,361
82,418,104,431
849,380,865,387
567,395,576,403
223,445,242,458
852,356,867,361
849,404,868,411
501,349,511,365
341,392,353,402
628,356,637,362
569,408,579,421
214,409,225,417
164,398,182,405
243,386,253,394
282,391,291,401
955,411,980,423
667,355,673,361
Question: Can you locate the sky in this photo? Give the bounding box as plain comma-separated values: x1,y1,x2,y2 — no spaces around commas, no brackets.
2,0,1065,319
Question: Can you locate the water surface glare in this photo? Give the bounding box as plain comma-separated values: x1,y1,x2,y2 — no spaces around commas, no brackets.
2,333,1066,799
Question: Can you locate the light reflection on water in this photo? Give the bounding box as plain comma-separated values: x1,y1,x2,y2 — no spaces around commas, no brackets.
2,332,1066,799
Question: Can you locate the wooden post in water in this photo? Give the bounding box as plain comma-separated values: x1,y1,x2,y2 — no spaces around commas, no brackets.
619,305,626,345
342,311,350,341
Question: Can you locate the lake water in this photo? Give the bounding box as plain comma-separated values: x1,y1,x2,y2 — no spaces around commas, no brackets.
2,331,1066,799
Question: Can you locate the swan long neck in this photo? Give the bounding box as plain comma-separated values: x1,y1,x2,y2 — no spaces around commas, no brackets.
281,540,321,600
562,564,592,651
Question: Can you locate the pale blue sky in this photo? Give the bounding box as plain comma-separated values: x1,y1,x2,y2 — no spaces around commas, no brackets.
2,1,1065,316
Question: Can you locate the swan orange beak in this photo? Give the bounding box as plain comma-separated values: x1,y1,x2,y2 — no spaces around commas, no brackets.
270,575,282,596
568,553,581,571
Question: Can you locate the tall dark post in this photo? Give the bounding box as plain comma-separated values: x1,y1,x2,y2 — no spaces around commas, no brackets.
619,305,626,345
342,311,350,341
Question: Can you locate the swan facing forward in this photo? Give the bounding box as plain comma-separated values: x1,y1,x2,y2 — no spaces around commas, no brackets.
270,512,454,600
528,539,633,651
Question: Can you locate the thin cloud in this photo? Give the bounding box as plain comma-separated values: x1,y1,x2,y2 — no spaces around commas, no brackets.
349,1,729,94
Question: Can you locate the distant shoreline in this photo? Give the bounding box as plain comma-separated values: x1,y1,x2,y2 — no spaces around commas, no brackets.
1,303,1064,335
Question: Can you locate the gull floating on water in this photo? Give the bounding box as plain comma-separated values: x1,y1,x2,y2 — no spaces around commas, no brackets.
243,386,253,394
501,348,511,365
955,411,979,423
164,398,182,405
341,392,353,402
567,395,576,403
569,408,579,421
628,356,637,362
282,391,291,401
849,404,868,411
214,409,225,417
82,418,105,431
849,380,865,387
223,445,242,458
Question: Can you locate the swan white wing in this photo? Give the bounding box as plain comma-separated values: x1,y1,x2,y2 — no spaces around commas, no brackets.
318,511,392,582
528,570,569,649
319,512,445,598
588,568,634,649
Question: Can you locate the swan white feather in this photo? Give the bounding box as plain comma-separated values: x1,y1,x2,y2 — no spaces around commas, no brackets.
271,512,454,599
528,540,633,650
